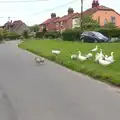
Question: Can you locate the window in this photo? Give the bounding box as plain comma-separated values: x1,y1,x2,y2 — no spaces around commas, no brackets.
104,19,107,25
56,22,59,27
111,16,116,24
61,21,63,26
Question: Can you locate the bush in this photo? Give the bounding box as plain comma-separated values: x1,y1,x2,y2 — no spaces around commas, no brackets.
45,31,61,39
62,28,120,41
62,29,82,41
0,33,3,41
96,28,120,38
36,32,45,38
5,32,20,40
23,30,29,39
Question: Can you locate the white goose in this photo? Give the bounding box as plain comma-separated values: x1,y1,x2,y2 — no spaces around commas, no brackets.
95,53,100,62
71,54,77,59
105,52,115,63
52,50,61,55
99,48,104,59
78,51,87,61
91,45,98,52
98,57,112,66
86,53,93,59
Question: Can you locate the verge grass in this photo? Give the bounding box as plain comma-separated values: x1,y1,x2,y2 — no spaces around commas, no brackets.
19,39,120,86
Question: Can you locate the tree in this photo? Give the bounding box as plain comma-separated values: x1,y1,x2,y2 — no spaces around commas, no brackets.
74,15,100,30
23,29,29,38
29,25,39,32
81,15,100,30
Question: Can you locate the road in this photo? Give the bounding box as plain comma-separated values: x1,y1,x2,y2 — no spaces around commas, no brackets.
0,40,120,120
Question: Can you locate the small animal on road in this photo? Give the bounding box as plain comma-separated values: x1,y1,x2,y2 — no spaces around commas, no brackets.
35,57,44,64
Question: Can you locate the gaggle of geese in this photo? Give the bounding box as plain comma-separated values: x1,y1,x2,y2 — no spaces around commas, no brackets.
51,46,115,66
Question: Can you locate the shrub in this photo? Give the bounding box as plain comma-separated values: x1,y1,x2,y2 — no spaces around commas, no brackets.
23,30,29,38
45,31,61,38
0,33,3,41
62,29,82,41
36,32,45,38
96,28,120,38
5,32,20,40
62,28,120,41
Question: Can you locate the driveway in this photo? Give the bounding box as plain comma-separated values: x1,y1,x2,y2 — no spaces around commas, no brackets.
0,40,120,120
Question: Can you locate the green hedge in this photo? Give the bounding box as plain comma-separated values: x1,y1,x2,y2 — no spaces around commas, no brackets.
36,32,45,38
5,32,20,40
96,28,120,38
62,29,82,41
36,31,61,39
45,31,61,38
62,28,120,41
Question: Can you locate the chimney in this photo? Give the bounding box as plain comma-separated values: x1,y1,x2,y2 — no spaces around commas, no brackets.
92,0,99,8
51,13,56,18
68,8,74,15
96,0,99,7
92,0,96,8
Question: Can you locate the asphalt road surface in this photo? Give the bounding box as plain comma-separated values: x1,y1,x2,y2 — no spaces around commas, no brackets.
0,40,120,120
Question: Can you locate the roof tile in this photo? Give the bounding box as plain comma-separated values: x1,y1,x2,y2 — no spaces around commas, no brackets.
55,13,79,22
40,17,59,25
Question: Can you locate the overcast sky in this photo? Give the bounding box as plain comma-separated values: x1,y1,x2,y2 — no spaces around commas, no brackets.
0,0,119,26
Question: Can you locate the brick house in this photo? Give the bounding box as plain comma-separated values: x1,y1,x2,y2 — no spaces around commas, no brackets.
72,0,120,28
54,8,79,32
39,13,59,32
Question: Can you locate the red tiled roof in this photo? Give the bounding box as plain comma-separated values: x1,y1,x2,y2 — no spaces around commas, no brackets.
12,20,23,24
54,12,79,22
83,5,116,15
73,5,120,19
40,17,59,25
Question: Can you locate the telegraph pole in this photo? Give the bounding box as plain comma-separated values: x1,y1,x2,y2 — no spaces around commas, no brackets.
8,16,10,32
80,0,83,31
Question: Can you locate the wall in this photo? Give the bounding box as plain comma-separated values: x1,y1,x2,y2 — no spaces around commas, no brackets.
92,10,120,27
16,24,30,35
47,22,56,32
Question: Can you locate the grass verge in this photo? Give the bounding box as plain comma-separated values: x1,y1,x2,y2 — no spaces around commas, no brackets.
18,39,120,86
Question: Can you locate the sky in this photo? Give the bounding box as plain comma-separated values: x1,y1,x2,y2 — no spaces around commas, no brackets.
0,0,119,26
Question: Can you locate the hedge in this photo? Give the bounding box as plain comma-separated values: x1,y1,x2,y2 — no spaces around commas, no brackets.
62,28,120,41
96,28,120,38
62,29,82,41
36,31,61,39
36,32,46,38
45,31,61,38
5,32,20,40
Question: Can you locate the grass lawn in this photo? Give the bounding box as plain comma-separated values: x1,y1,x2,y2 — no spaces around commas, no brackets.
19,39,120,86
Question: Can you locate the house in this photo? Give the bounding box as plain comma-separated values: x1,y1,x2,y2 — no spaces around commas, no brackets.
39,13,59,32
3,20,29,35
72,0,120,28
54,8,80,32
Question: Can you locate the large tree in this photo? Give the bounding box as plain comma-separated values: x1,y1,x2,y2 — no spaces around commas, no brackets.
81,15,100,30
29,24,39,32
74,15,100,30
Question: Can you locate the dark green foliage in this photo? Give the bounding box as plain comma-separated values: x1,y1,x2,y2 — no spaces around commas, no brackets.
62,29,82,41
23,30,29,38
36,31,61,39
45,31,61,38
36,32,45,38
5,32,20,40
29,24,39,32
62,28,120,41
96,28,120,38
